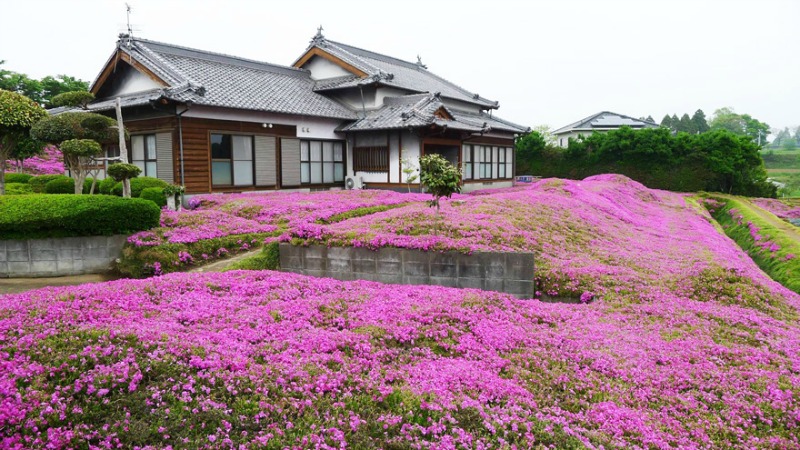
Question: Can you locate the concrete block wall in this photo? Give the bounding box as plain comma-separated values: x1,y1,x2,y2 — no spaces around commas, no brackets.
0,235,127,278
279,244,535,299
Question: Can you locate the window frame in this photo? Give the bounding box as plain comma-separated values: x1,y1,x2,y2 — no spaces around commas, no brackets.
300,138,346,186
131,134,157,177
210,133,256,187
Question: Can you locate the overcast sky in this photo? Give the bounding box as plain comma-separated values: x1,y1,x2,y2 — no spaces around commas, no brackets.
1,0,797,132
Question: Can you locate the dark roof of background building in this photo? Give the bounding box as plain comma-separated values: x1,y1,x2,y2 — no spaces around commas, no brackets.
553,111,659,134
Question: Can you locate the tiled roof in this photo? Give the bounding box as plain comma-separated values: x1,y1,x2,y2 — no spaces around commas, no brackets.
302,37,500,109
91,37,356,120
339,93,528,133
553,111,659,134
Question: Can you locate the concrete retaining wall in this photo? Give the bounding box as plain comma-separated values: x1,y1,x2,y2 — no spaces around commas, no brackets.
0,235,127,278
279,244,534,298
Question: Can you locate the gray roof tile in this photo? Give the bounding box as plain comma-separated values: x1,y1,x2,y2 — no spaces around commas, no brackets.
93,37,356,120
305,38,500,109
339,93,528,133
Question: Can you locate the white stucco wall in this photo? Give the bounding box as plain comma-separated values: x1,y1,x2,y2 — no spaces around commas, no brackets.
399,130,420,184
555,131,590,147
108,68,162,96
183,106,345,140
461,180,513,193
303,56,353,80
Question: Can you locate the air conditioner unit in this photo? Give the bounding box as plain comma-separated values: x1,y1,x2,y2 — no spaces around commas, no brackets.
345,176,364,190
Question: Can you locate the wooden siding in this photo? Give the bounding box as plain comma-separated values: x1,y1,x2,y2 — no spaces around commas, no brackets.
124,116,294,194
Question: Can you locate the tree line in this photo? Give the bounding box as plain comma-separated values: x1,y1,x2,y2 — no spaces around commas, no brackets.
0,61,89,107
517,125,775,198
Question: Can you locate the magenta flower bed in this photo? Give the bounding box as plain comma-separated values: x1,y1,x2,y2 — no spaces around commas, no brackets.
294,175,797,305
6,145,65,175
752,198,800,219
128,190,431,247
1,270,798,448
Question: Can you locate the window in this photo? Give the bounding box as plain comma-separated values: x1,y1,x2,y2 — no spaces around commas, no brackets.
301,140,345,184
479,145,493,179
132,134,157,177
352,146,389,172
463,145,472,180
211,133,253,186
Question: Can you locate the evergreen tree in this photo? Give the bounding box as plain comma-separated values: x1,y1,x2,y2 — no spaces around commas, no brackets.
671,114,680,133
691,109,710,134
661,114,673,130
679,113,693,134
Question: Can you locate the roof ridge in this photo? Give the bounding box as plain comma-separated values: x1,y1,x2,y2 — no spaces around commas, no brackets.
131,37,309,77
328,39,497,108
320,40,383,75
130,40,194,86
327,40,420,69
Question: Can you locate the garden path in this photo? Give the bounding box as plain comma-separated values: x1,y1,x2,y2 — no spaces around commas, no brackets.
718,194,800,243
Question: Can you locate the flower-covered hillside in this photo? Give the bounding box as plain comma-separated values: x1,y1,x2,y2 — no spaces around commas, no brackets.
6,145,64,175
752,198,800,220
297,175,798,315
121,190,432,276
1,270,799,449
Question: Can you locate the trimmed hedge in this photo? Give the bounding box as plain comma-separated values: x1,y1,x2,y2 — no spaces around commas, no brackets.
4,182,33,195
111,177,169,198
4,173,33,184
0,195,161,240
99,177,117,195
29,174,67,193
140,187,166,208
44,176,75,194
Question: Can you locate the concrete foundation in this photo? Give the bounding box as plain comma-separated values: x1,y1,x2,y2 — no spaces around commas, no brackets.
0,235,127,278
279,243,535,298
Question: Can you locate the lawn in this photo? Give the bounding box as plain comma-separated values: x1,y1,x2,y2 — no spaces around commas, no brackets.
2,175,799,448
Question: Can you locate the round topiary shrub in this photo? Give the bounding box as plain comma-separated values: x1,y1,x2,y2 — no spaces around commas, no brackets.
4,173,33,184
99,176,117,195
107,163,141,182
111,176,169,198
5,182,33,195
44,176,75,194
29,174,68,193
140,186,167,208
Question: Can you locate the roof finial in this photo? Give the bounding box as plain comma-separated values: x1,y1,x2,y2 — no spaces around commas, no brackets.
416,55,427,69
311,25,326,46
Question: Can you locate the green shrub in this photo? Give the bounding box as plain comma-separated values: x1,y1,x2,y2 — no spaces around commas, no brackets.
99,177,117,195
4,173,33,184
29,174,67,193
44,176,75,194
223,242,280,271
0,195,161,240
140,187,166,208
107,163,141,182
5,182,33,195
83,177,99,194
111,177,169,198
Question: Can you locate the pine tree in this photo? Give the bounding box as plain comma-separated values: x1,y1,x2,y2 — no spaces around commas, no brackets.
679,113,693,134
691,109,709,134
671,114,680,133
660,114,673,130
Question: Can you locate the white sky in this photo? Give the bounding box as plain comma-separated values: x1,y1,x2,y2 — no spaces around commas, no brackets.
1,0,797,132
